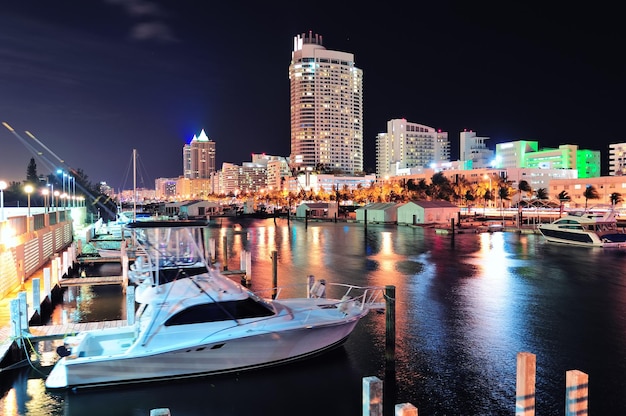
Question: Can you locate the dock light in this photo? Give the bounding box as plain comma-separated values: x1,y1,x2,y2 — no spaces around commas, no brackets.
42,188,50,213
24,184,34,217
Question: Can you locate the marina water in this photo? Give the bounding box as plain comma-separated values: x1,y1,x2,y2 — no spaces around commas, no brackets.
2,218,626,415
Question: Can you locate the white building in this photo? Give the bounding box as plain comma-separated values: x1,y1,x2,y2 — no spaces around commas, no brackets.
289,31,363,175
376,119,450,178
183,129,216,179
459,130,495,169
609,142,626,176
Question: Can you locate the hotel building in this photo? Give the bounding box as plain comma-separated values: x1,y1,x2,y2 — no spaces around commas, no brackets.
376,119,450,178
183,129,216,179
289,32,363,175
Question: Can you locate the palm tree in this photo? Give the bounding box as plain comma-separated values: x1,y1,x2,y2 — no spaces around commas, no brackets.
518,180,532,203
535,188,549,201
609,192,623,207
583,185,600,211
557,190,571,217
497,185,511,223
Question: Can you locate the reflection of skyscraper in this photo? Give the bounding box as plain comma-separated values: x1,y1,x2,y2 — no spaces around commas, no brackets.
289,31,363,175
183,129,215,179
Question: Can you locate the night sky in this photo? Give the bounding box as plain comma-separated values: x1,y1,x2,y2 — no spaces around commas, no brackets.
1,1,623,190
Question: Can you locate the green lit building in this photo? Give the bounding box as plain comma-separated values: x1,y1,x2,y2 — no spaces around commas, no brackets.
495,142,601,178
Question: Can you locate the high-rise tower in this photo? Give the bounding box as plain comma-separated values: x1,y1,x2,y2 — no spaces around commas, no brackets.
183,129,216,179
289,32,363,175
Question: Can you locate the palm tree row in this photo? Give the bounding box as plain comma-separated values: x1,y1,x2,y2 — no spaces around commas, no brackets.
212,173,621,213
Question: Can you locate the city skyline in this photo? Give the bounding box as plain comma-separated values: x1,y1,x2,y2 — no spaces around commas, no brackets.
1,2,623,189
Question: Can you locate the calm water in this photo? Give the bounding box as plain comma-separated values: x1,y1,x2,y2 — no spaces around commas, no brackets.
2,218,626,415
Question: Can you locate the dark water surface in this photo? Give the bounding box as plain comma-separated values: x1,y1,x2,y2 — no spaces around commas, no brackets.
2,218,626,415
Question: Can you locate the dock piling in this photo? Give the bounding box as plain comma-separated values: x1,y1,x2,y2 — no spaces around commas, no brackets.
565,370,588,416
516,352,536,416
126,285,135,325
363,376,383,416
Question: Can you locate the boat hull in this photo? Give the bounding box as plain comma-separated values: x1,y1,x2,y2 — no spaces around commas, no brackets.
538,227,626,248
46,318,361,390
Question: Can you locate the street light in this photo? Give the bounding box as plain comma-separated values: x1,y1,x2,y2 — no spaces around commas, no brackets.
24,184,33,217
42,188,49,213
54,190,60,211
0,180,7,222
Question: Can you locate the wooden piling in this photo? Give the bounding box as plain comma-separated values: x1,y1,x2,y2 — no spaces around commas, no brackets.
363,376,383,416
385,285,396,366
32,278,41,318
10,299,22,347
516,352,536,416
209,237,216,263
149,409,171,416
450,218,455,243
43,267,51,300
395,403,418,416
565,370,588,416
122,255,129,293
271,250,278,299
222,235,228,271
18,292,28,331
126,285,135,325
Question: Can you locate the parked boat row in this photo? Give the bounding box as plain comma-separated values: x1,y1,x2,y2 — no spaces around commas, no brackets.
45,219,386,390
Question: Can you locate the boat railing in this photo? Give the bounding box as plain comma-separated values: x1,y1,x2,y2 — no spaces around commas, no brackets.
252,282,387,312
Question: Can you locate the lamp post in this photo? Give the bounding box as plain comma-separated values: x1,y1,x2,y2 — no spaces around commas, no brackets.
0,180,6,222
54,190,60,211
42,188,49,213
24,184,33,217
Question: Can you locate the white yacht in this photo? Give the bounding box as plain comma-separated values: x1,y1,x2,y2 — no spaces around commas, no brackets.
45,220,385,390
537,210,626,248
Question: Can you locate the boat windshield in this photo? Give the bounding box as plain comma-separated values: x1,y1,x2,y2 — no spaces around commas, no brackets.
133,224,208,269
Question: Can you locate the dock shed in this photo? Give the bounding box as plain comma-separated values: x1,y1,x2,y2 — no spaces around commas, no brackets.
355,202,401,224
397,200,459,225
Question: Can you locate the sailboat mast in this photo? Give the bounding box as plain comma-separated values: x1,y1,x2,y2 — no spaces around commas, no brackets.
133,148,137,222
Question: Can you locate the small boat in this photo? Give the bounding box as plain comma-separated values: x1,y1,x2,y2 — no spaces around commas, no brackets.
537,209,626,248
45,220,385,390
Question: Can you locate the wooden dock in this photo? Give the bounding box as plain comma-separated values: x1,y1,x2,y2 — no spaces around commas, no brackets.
59,275,125,287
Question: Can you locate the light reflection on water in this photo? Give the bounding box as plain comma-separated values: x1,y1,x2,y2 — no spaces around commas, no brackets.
3,219,626,415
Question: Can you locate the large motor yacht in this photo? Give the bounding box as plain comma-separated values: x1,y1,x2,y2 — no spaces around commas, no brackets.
45,220,385,390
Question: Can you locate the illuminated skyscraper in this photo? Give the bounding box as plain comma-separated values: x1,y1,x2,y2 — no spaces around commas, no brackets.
289,32,363,175
183,129,216,179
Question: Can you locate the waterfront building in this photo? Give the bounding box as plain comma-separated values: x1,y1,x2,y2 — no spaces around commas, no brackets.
495,141,601,179
494,141,539,169
289,31,363,175
386,166,577,206
609,142,626,176
548,176,626,209
459,130,495,169
154,177,178,200
218,162,268,196
266,158,291,194
183,129,216,179
376,119,450,178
